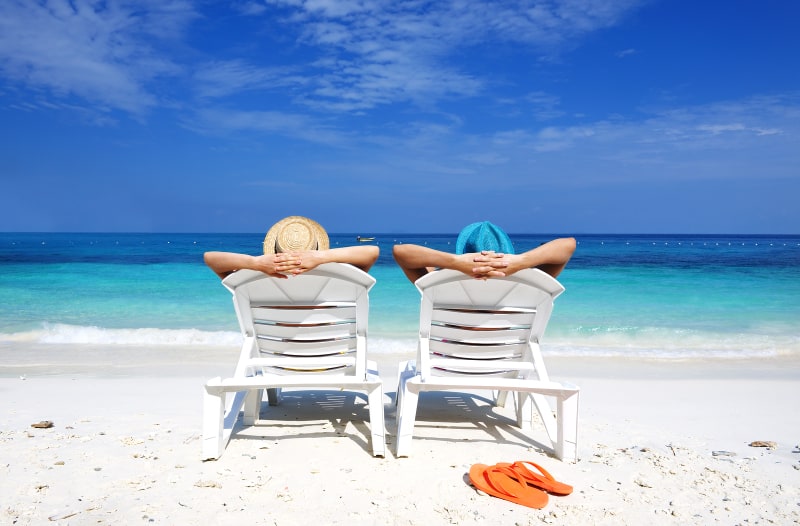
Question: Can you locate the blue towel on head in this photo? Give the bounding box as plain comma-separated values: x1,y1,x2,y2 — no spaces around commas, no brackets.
455,221,515,254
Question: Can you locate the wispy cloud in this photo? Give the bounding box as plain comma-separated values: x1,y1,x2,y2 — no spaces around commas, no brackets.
0,0,196,115
525,91,565,120
615,48,637,58
696,123,783,137
364,92,800,188
235,1,269,16
534,125,597,151
193,60,307,99
696,123,747,135
256,0,645,111
0,1,646,120
569,95,794,158
16,0,777,173
186,107,347,145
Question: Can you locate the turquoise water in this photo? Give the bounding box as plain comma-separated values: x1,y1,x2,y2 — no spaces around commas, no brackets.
1,233,798,359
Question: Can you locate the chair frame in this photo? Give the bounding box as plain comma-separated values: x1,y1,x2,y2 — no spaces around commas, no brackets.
203,264,385,460
395,268,579,461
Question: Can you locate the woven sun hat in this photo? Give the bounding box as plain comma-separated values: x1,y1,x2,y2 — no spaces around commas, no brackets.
262,216,330,254
455,221,515,255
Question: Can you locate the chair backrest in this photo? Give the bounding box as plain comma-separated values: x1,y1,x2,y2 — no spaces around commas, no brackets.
414,269,564,381
221,264,375,377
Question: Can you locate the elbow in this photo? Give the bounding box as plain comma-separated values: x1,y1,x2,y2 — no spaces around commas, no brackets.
367,245,380,264
564,237,577,255
392,244,409,263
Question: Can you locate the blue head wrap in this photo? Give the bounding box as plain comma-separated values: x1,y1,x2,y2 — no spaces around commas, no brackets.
455,221,515,254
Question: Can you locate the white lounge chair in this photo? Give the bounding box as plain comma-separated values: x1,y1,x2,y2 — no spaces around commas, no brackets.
395,269,579,461
203,263,385,460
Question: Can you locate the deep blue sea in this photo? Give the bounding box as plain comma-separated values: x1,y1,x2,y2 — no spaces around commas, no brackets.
1,233,798,359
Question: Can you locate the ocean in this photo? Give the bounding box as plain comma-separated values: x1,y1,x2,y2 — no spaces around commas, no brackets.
1,232,798,360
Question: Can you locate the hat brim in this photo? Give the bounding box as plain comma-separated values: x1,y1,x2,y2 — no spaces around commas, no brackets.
263,216,330,254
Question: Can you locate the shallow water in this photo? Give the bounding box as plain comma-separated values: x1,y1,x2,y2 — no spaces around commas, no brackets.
1,232,798,359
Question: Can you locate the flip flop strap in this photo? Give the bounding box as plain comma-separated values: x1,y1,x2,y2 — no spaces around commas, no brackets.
512,460,554,483
485,465,529,498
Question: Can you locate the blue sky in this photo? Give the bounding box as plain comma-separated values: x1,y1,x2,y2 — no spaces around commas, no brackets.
1,0,798,234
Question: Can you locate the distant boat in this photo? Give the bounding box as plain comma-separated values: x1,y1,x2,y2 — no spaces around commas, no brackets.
356,236,375,242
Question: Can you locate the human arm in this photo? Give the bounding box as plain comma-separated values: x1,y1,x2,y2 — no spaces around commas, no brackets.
281,245,380,275
474,237,576,278
203,245,379,280
391,236,576,283
203,251,293,280
392,244,509,283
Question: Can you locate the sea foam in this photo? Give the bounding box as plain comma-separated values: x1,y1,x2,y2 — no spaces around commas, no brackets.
2,323,796,360
0,323,242,347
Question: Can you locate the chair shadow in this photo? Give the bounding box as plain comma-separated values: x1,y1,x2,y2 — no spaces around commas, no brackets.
231,389,379,456
229,389,552,458
387,390,552,456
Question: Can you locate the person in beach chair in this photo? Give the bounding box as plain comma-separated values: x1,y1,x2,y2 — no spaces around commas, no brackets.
392,221,576,283
202,215,386,460
393,221,580,462
204,216,379,279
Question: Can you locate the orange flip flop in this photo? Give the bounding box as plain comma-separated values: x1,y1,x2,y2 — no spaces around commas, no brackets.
468,463,548,509
497,460,573,495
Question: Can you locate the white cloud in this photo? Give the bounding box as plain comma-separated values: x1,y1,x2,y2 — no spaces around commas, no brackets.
0,0,196,115
696,123,784,137
257,0,646,111
533,125,596,151
370,92,800,188
696,123,746,135
235,1,269,16
0,1,648,118
460,152,509,166
193,60,307,99
299,0,371,18
187,107,347,145
525,91,565,120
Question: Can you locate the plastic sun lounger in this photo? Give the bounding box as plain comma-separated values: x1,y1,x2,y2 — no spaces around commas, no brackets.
202,264,385,460
395,268,579,461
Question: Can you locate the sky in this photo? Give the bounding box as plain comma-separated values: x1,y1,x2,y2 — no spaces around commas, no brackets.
0,0,798,234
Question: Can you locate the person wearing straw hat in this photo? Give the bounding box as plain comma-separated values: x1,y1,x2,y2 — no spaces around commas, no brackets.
392,220,575,283
204,216,379,279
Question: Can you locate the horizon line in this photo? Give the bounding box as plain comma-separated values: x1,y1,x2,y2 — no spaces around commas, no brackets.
2,231,799,237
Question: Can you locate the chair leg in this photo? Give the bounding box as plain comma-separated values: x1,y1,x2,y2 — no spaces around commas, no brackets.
242,388,261,426
556,391,579,462
395,382,419,458
395,361,414,407
202,385,225,461
267,387,282,406
496,390,509,407
515,391,533,430
366,384,386,457
531,393,557,445
203,387,248,461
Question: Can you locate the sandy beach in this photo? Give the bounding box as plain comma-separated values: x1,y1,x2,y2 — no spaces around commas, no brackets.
1,345,798,525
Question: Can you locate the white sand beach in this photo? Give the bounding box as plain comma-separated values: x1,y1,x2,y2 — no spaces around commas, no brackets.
1,345,798,525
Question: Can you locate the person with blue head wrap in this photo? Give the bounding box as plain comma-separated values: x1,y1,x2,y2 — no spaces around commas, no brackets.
455,221,516,255
393,221,576,283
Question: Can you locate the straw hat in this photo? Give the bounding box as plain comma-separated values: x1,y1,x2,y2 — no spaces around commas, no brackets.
455,221,515,254
263,216,330,254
